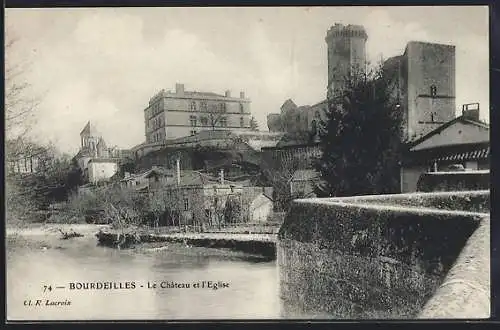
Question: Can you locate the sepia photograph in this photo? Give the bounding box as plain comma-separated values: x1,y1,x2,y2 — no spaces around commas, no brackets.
5,5,490,321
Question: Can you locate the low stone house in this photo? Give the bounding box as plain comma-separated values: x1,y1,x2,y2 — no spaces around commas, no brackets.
401,110,489,192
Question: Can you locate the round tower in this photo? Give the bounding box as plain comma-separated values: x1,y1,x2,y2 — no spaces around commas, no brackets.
325,23,368,99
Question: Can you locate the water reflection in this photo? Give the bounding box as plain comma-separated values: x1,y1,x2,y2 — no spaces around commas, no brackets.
6,232,280,320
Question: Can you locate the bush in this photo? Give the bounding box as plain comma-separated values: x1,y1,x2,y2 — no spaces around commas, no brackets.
67,186,149,228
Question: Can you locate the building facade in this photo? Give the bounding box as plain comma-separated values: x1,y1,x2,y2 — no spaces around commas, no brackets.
75,121,123,183
383,41,456,141
144,84,252,142
400,108,489,192
268,24,456,146
267,23,368,134
87,159,119,184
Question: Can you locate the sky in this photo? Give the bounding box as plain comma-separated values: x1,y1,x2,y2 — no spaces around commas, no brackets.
5,6,489,154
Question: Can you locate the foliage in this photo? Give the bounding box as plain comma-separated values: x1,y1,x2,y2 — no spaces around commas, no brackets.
199,103,227,130
223,195,242,224
5,141,85,226
67,185,149,228
264,159,303,212
5,32,41,141
250,116,259,131
314,64,405,197
147,188,182,228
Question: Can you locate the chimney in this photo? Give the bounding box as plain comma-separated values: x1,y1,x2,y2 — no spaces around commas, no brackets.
220,169,224,185
176,158,181,185
176,83,185,96
240,91,245,99
462,103,480,122
225,90,231,97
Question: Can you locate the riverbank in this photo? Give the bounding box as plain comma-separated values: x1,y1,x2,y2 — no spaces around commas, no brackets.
6,224,280,320
96,229,277,258
6,222,278,260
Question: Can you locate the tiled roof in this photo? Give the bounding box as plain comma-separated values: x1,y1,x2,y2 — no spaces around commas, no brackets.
408,115,490,147
88,158,120,163
432,146,490,162
292,169,319,182
184,91,225,98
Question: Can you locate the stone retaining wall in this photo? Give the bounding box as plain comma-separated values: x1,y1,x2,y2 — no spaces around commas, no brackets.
277,191,490,319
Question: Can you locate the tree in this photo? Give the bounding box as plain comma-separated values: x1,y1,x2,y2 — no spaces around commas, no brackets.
5,32,40,143
224,195,242,224
314,64,405,197
200,103,227,130
250,116,259,131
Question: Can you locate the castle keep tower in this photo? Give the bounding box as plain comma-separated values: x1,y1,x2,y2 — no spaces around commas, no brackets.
325,24,368,99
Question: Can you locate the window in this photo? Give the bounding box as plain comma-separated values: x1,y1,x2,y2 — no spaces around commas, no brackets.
190,115,197,127
240,117,244,127
430,85,437,98
219,103,226,112
220,117,227,127
239,103,244,113
431,112,437,122
190,101,197,111
201,102,208,111
200,116,208,126
184,198,189,211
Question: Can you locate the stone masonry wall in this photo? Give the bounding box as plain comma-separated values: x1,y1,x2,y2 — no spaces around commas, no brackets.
277,191,488,319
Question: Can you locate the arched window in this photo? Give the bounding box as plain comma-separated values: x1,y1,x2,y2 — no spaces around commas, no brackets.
240,117,244,127
239,103,244,113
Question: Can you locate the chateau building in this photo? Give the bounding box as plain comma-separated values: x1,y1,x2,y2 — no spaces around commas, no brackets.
267,23,457,145
383,41,456,141
326,23,368,99
268,23,368,135
144,83,252,142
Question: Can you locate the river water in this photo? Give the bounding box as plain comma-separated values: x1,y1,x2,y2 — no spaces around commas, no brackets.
6,225,281,320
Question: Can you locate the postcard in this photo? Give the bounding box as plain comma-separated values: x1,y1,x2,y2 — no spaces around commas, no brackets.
5,5,490,321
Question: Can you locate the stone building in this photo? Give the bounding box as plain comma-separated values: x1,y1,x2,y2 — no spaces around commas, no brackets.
383,41,456,141
74,121,125,184
325,23,368,99
400,105,489,192
267,23,368,134
267,24,457,147
6,140,46,175
144,83,252,142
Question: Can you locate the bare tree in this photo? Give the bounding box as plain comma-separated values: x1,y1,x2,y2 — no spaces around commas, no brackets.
5,32,41,143
250,116,259,131
199,103,227,130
